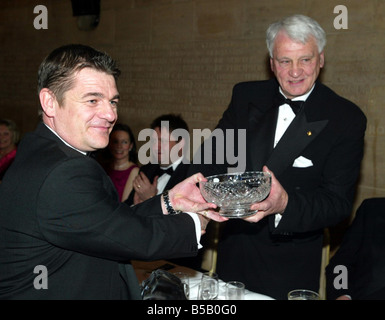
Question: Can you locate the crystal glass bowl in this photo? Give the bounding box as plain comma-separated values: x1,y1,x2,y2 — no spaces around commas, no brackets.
199,171,271,218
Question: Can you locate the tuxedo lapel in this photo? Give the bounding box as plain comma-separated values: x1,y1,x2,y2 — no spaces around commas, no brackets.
247,103,277,172
266,105,328,176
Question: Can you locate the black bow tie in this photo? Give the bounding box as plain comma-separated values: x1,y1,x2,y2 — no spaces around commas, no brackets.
275,93,304,115
157,166,174,177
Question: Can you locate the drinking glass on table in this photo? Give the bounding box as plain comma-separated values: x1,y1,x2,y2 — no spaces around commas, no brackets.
174,272,190,299
225,281,245,300
288,289,320,300
198,278,218,300
201,272,219,299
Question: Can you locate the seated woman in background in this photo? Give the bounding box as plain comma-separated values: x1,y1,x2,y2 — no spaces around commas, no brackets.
103,123,139,202
0,119,20,181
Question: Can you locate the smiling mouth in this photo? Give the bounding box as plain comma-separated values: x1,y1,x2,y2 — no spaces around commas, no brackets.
289,79,304,84
91,126,112,134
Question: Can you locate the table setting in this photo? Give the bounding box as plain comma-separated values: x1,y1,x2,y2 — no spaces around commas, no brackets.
133,171,275,300
185,270,274,300
132,260,274,300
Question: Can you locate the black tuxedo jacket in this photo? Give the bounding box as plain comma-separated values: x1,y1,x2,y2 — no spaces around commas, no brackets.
189,78,367,299
124,161,205,270
0,123,198,299
326,198,385,300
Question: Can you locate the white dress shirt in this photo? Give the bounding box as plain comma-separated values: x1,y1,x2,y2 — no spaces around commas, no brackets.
156,157,183,195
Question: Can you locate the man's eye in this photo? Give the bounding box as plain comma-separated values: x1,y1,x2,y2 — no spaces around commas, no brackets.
279,60,290,65
111,100,118,106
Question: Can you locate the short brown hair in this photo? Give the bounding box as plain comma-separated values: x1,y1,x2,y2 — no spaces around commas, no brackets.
37,44,121,105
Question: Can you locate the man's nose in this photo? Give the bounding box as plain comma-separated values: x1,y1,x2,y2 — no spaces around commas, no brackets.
100,102,117,122
289,62,303,78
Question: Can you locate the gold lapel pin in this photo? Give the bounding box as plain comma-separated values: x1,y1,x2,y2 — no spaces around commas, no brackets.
307,131,312,136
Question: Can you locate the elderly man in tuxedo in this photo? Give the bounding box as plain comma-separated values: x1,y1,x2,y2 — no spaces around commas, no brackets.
0,44,225,300
189,14,367,299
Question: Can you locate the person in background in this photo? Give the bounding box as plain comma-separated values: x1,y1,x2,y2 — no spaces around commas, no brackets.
326,198,385,300
103,123,139,201
0,44,226,300
189,14,367,299
126,114,191,206
0,118,20,181
125,114,204,270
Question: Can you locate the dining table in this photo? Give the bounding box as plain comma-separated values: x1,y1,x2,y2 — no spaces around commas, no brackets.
132,259,274,300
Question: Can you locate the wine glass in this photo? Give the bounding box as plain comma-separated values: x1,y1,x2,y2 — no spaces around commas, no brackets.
287,289,320,300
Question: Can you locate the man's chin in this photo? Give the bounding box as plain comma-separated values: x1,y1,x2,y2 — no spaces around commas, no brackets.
90,140,109,151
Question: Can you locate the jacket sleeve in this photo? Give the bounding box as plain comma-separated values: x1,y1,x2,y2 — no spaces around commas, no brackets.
36,157,198,262
325,201,366,300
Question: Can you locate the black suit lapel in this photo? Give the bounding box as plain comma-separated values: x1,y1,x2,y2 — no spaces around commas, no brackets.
266,104,328,177
247,103,277,172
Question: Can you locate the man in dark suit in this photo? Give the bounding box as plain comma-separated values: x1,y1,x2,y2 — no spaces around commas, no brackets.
326,198,385,300
189,14,367,299
126,114,204,270
0,44,224,300
126,114,191,206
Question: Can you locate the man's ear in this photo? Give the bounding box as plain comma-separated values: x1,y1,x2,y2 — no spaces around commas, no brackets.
39,88,57,117
270,57,274,72
319,51,325,69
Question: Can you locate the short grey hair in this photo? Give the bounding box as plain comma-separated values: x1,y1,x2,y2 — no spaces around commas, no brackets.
266,14,326,57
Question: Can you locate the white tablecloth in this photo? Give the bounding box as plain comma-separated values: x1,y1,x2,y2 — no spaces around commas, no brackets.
187,271,273,300
132,260,274,300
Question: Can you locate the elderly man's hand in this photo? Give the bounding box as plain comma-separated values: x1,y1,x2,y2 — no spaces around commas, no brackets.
243,166,288,223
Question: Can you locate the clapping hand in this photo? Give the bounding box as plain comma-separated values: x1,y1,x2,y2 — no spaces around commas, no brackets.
133,171,158,204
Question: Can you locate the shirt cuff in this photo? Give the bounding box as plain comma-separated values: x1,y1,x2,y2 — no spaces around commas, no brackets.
185,212,202,249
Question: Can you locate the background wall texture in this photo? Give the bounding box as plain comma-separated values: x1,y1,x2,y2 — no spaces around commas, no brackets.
1,0,384,247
